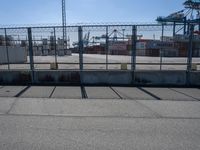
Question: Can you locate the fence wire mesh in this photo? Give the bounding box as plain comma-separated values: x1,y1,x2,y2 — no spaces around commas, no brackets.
0,24,199,71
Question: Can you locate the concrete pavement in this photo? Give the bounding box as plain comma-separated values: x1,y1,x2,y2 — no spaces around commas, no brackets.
0,86,199,101
51,86,82,99
0,86,200,149
20,86,55,98
85,87,121,99
112,87,155,100
0,86,27,97
0,97,200,150
142,87,197,101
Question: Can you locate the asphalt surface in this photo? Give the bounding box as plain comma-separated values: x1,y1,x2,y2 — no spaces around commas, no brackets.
0,86,200,150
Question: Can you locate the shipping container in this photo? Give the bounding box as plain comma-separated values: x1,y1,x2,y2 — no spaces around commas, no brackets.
145,49,160,57
0,46,27,63
58,49,65,56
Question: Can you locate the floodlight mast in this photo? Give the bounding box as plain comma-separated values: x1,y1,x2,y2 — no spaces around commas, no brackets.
62,0,67,49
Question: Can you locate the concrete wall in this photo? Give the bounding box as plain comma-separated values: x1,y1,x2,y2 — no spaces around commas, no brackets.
134,71,187,86
0,70,199,86
0,71,31,84
82,71,132,85
0,46,27,63
190,72,200,86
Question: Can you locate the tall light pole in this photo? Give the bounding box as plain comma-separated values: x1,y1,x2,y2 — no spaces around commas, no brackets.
62,0,67,49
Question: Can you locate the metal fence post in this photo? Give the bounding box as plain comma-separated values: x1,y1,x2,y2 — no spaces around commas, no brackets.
131,25,137,71
186,24,194,85
27,28,35,83
4,29,10,70
160,24,164,70
78,26,83,84
78,26,83,70
106,26,109,70
53,27,58,66
131,25,137,84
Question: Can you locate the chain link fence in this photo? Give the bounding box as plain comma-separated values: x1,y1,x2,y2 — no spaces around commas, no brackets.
0,24,199,71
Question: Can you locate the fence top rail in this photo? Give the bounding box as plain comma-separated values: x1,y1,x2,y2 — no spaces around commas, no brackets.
1,62,200,65
0,23,185,30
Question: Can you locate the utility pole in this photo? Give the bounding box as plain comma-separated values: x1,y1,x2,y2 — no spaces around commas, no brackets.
62,0,67,49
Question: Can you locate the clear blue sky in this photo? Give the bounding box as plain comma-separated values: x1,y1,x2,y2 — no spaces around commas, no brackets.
0,0,184,25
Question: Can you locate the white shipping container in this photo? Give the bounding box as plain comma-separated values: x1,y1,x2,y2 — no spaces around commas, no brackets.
49,50,56,56
34,48,42,56
58,49,65,56
57,45,67,50
42,49,49,56
42,39,48,45
0,46,27,63
136,42,146,50
43,45,50,50
58,38,64,45
65,50,72,56
109,43,127,51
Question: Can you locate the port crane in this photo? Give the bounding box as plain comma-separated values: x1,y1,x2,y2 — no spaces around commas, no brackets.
72,29,127,47
156,0,200,35
93,29,142,42
72,31,91,47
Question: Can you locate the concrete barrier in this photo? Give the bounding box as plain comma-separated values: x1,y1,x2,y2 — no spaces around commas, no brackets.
134,71,187,86
82,71,132,85
190,72,200,86
0,70,199,86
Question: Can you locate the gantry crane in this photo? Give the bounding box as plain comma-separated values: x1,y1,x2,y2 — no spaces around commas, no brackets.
156,0,200,35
